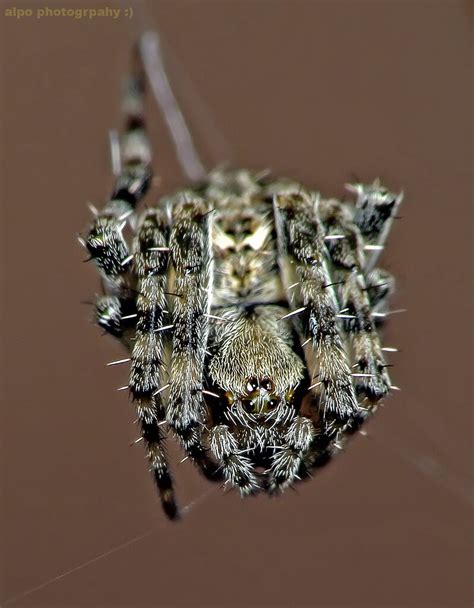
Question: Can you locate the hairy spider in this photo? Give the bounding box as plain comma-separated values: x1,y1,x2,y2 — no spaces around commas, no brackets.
80,32,403,519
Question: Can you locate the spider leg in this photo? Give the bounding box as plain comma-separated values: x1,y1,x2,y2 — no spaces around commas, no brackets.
346,179,403,272
272,191,361,488
273,191,358,422
365,267,396,321
267,416,315,493
165,196,221,481
95,295,125,339
84,56,179,517
295,192,400,475
118,55,167,414
95,294,136,352
127,208,178,519
209,425,259,494
82,70,152,294
83,209,132,294
320,198,391,404
83,61,154,353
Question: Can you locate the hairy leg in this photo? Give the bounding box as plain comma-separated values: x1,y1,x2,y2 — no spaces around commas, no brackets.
320,198,392,404
267,416,315,493
274,191,358,422
209,424,259,494
165,195,220,481
128,209,178,519
346,179,403,272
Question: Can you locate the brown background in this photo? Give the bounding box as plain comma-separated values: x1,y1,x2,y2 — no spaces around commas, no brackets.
1,1,472,607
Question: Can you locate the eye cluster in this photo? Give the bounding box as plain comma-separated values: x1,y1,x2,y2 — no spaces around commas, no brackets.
242,376,281,414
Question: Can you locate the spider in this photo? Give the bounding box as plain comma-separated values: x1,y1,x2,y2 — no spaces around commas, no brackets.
80,32,403,520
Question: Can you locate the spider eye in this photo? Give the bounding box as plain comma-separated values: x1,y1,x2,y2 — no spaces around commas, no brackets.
260,378,274,392
246,377,258,393
241,399,254,413
268,397,280,409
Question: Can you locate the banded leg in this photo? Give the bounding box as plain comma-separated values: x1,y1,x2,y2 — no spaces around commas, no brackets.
274,192,358,422
320,199,391,404
82,64,152,293
166,196,219,480
209,425,259,494
83,211,132,293
95,294,139,352
365,267,396,318
128,209,177,519
268,416,315,493
96,295,124,339
346,179,403,272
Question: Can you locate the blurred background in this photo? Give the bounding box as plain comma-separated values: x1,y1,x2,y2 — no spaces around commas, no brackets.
1,1,472,606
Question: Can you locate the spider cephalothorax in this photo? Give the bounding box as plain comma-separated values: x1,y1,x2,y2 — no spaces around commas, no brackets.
81,33,403,519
